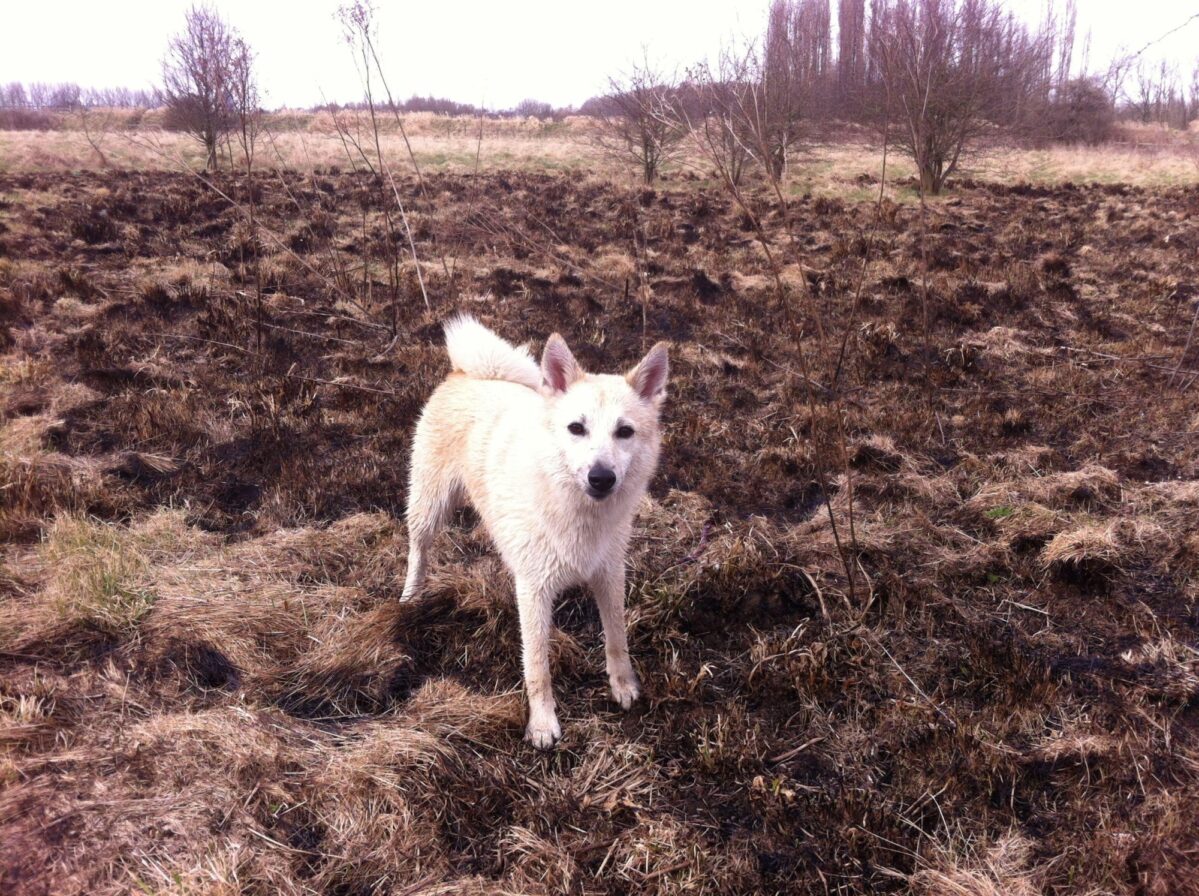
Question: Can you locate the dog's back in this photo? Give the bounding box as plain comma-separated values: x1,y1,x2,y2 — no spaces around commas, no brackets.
403,317,549,592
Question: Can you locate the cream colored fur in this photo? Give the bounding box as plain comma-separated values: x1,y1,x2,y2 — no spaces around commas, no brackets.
403,314,669,748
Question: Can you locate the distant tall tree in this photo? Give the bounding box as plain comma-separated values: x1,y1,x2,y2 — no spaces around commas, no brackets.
837,0,866,104
162,5,253,170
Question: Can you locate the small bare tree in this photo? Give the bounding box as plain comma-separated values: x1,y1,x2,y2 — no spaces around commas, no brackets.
685,51,756,187
593,56,684,184
225,35,264,346
73,103,114,167
228,36,259,170
162,5,248,171
869,0,1050,195
685,39,803,186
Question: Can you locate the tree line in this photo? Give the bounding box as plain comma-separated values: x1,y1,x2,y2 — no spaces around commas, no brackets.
594,0,1199,193
1,0,1196,185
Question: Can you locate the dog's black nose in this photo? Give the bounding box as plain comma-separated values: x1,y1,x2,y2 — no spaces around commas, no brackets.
587,465,617,495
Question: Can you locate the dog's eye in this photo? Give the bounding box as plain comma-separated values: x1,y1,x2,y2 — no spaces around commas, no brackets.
568,422,586,436
615,425,635,439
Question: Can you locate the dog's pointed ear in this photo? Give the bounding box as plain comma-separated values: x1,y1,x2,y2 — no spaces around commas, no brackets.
541,333,581,394
627,342,669,402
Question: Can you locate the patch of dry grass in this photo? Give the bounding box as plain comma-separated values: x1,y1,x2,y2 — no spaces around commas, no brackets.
913,832,1041,896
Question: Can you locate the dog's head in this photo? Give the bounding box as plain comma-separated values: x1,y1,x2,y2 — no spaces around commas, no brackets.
540,333,669,503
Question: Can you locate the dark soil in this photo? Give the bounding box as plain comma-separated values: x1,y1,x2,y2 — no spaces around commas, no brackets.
1,168,1197,895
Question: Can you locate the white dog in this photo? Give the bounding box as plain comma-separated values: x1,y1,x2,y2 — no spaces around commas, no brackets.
402,315,669,748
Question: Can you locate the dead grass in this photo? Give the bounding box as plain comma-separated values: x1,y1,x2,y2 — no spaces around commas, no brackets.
912,832,1040,896
2,114,1197,192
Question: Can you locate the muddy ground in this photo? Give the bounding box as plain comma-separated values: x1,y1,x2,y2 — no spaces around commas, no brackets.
1,166,1198,895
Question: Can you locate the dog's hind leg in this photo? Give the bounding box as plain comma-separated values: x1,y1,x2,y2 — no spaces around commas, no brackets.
401,459,462,600
591,564,640,709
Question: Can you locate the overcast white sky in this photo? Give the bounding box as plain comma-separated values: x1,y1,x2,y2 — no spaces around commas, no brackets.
1,1,1196,109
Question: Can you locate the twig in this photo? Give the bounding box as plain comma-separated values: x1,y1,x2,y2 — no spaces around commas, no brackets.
833,102,890,386
1168,299,1199,387
253,319,361,346
640,860,693,882
1063,345,1199,377
153,331,253,355
768,736,825,765
285,367,398,398
862,630,956,730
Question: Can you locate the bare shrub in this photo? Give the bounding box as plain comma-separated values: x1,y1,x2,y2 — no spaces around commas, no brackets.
592,56,684,184
684,38,804,185
1042,77,1116,145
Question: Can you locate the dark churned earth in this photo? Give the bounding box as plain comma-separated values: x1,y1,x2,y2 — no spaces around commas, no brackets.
1,167,1198,894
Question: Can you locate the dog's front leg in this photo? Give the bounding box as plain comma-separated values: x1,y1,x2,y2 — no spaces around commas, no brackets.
516,576,561,749
591,564,640,709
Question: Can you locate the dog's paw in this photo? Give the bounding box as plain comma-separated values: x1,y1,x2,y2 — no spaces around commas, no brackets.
610,670,641,710
525,713,562,750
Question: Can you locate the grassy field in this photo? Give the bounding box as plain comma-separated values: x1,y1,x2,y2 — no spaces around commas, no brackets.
1,111,1197,192
1,124,1198,895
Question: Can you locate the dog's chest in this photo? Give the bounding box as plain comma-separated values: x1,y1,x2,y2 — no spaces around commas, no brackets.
507,508,626,586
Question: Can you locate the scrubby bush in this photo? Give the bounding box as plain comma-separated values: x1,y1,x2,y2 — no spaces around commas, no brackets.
1042,78,1116,145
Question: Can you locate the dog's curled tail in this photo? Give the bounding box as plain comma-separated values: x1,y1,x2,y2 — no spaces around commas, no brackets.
443,314,541,390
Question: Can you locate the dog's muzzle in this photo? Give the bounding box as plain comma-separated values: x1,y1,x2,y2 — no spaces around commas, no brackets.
586,464,617,499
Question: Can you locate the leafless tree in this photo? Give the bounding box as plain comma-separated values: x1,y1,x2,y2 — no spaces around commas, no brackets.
868,0,1051,195
1,82,29,108
162,5,251,171
1130,60,1159,124
684,51,756,187
1147,60,1186,128
592,56,684,184
511,99,555,120
756,0,820,176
